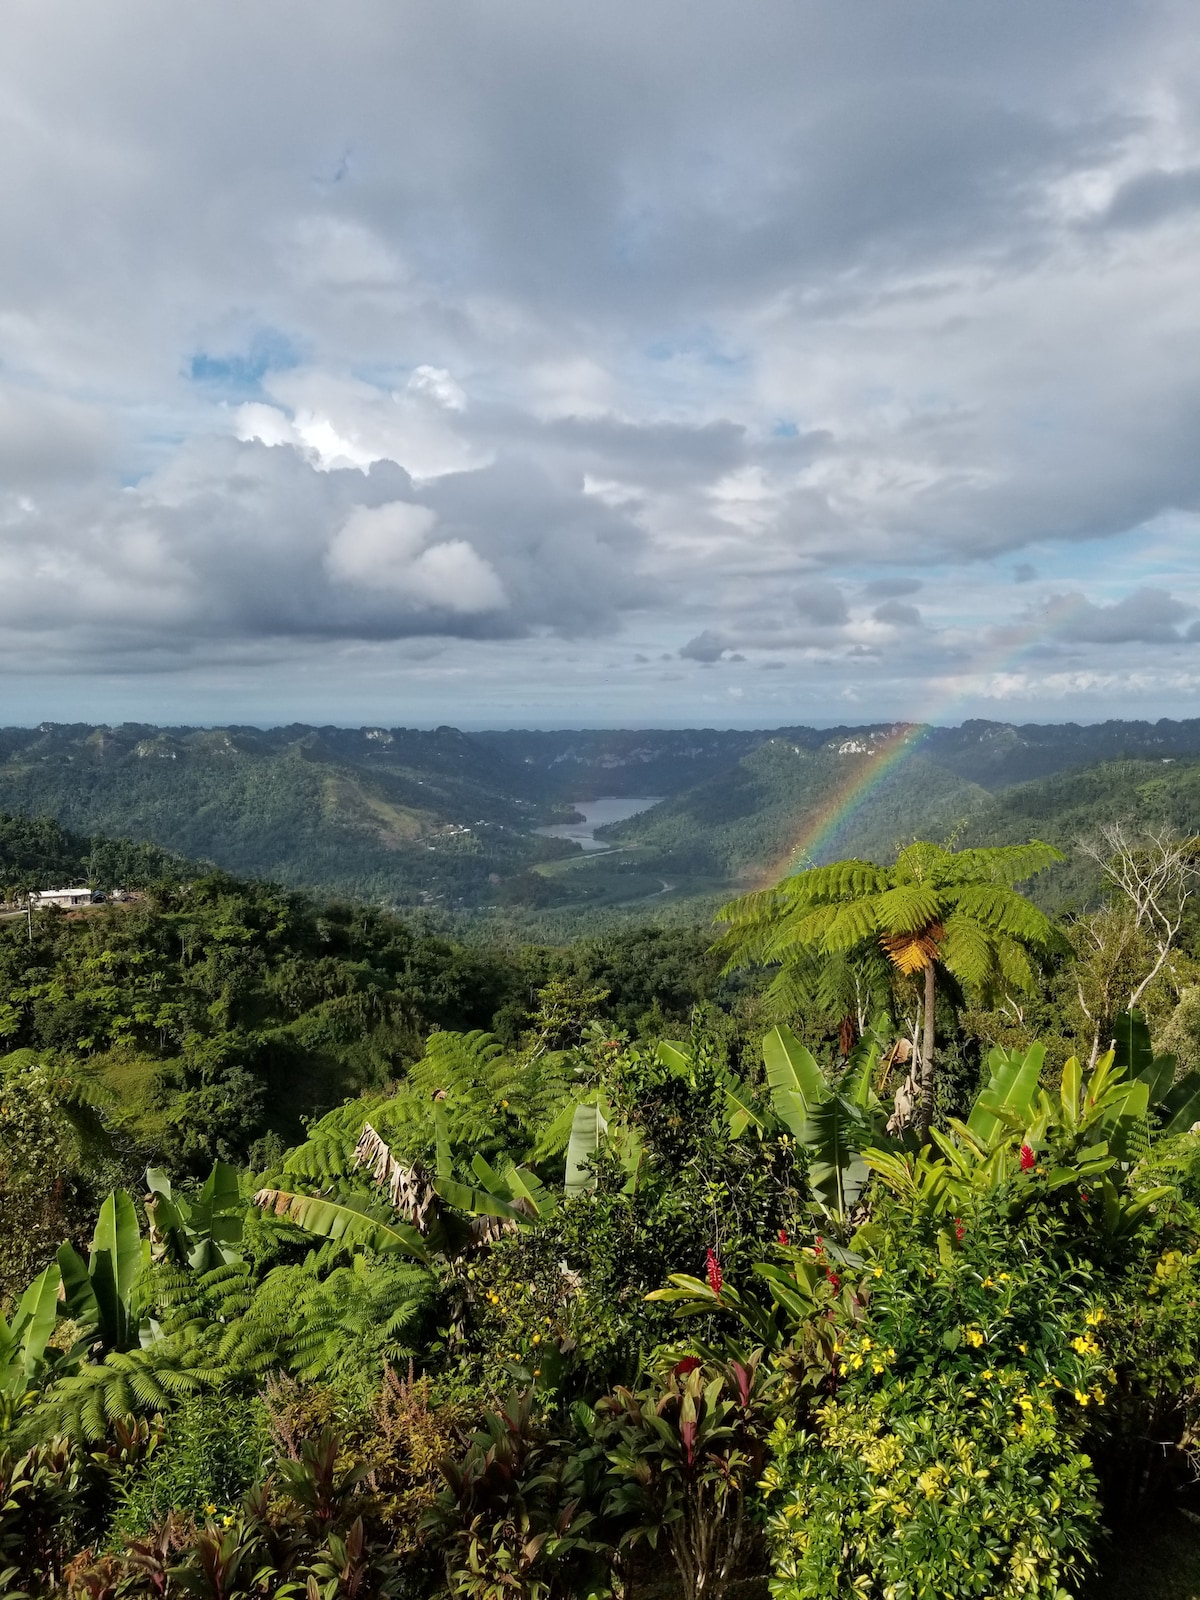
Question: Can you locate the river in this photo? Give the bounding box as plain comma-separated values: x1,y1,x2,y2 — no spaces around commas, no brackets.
532,796,663,853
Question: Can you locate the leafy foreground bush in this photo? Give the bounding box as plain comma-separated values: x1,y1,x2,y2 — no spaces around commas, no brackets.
8,1006,1200,1600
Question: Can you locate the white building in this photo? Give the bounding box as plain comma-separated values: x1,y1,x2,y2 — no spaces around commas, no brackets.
32,887,96,909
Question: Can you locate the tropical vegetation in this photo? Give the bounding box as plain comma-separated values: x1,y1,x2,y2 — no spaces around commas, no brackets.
3,812,1200,1597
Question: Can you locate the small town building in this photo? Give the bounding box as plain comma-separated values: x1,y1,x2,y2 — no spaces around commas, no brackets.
32,887,96,908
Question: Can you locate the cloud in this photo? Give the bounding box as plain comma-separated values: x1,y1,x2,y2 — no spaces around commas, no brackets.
1098,168,1200,231
680,630,733,663
862,578,922,599
2,0,1200,721
326,502,507,614
1041,588,1194,645
873,600,922,628
794,581,849,626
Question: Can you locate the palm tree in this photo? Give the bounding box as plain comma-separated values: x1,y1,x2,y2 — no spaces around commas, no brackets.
716,840,1063,1135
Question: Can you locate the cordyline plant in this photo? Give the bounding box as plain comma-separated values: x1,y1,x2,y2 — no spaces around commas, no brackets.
594,1350,783,1600
424,1389,604,1600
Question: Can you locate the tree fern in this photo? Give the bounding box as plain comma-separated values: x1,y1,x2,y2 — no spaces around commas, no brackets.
717,839,1063,1135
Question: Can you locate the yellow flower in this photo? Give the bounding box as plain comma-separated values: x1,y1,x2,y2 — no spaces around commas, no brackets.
981,1369,994,1380
982,1276,995,1288
205,1503,217,1516
851,1354,864,1369
1092,1386,1107,1405
532,1333,541,1345
861,1337,873,1351
874,1266,883,1278
872,1361,884,1374
886,1347,896,1360
1074,1388,1090,1406
1017,1342,1027,1354
997,1273,1011,1283
965,1328,985,1348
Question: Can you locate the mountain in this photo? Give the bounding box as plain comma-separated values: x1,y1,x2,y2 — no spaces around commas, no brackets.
595,737,990,878
1,719,1199,933
0,723,563,910
921,718,1200,789
475,724,898,799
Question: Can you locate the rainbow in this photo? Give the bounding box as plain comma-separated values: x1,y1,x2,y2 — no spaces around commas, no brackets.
756,590,1093,884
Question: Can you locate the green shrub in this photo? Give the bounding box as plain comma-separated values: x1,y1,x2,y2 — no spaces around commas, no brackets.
111,1393,269,1537
763,1377,1100,1599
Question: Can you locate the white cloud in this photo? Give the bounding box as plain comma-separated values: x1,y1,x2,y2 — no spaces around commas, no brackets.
3,0,1200,721
327,501,506,613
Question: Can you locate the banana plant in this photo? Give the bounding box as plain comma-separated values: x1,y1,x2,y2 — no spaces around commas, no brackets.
721,1022,893,1218
1111,1008,1200,1135
867,1038,1176,1236
0,1262,62,1395
252,1186,432,1262
145,1161,244,1271
57,1190,149,1352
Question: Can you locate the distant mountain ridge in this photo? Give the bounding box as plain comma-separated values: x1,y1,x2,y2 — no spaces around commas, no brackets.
1,717,1199,929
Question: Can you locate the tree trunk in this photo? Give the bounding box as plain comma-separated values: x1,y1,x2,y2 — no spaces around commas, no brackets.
918,960,937,1138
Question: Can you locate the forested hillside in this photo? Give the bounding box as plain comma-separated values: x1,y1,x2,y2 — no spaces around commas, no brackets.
5,815,1200,1597
3,719,1200,936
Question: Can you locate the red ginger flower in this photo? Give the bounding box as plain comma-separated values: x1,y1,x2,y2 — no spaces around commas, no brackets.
778,1228,790,1246
706,1247,723,1295
1019,1143,1036,1171
826,1269,840,1292
673,1355,701,1376
954,1217,965,1242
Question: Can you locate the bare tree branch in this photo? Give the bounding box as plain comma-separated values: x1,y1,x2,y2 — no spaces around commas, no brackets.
1078,823,1200,1012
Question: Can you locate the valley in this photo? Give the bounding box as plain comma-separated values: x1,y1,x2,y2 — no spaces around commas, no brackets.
1,718,1199,936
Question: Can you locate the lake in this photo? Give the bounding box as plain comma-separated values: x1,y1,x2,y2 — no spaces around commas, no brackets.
533,796,663,853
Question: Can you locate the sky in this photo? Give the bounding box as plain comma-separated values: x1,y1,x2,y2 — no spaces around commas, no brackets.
3,0,1200,731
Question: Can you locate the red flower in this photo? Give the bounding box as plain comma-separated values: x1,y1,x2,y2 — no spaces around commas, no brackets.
778,1228,790,1246
1019,1143,1036,1171
954,1217,965,1242
1080,1190,1089,1203
706,1247,723,1295
826,1269,840,1292
814,1234,825,1258
673,1355,701,1376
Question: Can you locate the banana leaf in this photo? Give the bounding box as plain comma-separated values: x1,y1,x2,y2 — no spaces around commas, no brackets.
253,1187,429,1262
967,1044,1045,1145
0,1262,62,1391
657,1041,693,1079
1097,1078,1150,1162
804,1095,871,1215
1112,1010,1153,1079
762,1024,824,1139
565,1101,608,1195
1160,1071,1200,1135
